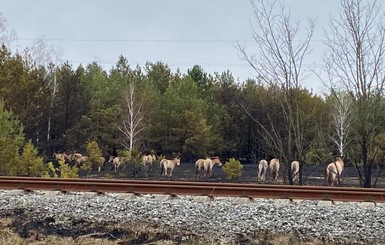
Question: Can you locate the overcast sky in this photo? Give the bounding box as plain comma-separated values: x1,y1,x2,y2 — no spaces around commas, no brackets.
1,0,340,93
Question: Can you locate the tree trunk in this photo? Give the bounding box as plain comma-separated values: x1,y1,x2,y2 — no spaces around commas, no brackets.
362,142,372,188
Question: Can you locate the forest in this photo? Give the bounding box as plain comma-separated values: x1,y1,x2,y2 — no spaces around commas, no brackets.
1,0,385,187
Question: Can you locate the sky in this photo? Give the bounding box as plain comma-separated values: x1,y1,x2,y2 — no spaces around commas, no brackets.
0,0,340,93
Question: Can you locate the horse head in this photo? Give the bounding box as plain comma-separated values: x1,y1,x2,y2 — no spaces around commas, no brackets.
175,157,181,165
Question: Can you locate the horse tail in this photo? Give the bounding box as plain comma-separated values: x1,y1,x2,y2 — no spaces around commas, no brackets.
323,166,329,185
195,160,200,176
261,165,265,178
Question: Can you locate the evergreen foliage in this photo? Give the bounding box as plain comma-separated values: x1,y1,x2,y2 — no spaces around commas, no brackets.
222,158,243,180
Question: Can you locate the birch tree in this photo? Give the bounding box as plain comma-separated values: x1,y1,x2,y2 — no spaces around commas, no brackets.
118,82,145,152
325,0,385,187
329,91,353,157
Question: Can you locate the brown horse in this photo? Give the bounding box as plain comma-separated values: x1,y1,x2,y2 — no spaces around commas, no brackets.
270,158,280,182
70,153,88,166
160,157,181,178
290,160,300,182
108,156,128,172
257,159,268,181
195,158,209,178
142,154,156,166
207,157,222,177
141,154,156,176
53,152,71,163
324,157,344,186
195,157,222,178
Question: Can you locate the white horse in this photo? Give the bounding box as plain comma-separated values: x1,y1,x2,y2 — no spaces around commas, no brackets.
160,157,181,178
257,159,268,181
290,160,300,182
270,158,280,182
324,157,344,186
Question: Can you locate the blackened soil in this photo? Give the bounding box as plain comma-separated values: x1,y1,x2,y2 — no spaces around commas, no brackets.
87,161,385,188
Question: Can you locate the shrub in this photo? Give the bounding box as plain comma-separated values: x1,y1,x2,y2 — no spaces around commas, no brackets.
86,140,103,170
46,160,79,178
222,158,243,180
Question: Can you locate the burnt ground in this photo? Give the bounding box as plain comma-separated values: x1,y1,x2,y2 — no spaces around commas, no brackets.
83,160,385,188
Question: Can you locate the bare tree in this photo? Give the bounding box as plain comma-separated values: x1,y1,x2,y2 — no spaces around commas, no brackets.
325,0,385,187
30,37,63,68
0,13,17,46
237,0,316,184
29,37,63,143
329,91,353,157
118,82,145,152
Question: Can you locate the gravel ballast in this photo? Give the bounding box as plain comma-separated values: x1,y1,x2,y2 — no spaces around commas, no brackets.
0,190,384,244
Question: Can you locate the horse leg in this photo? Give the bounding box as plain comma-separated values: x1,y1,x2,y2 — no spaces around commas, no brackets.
260,168,265,181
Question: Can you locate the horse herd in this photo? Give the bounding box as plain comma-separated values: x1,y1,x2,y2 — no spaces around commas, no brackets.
257,157,345,186
53,152,345,186
52,152,222,179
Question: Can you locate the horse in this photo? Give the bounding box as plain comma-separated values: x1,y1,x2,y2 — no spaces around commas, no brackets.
195,158,208,178
270,158,280,182
195,157,222,178
141,154,157,176
207,157,222,177
69,153,88,166
160,157,181,178
257,159,268,181
53,152,70,163
108,156,126,172
142,154,156,166
324,157,344,186
290,160,300,182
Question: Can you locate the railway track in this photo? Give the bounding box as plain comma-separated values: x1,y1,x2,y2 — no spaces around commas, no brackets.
0,177,384,203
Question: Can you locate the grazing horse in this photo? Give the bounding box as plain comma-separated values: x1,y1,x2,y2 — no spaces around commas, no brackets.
160,157,181,178
270,158,280,182
257,159,269,181
324,157,344,186
290,160,300,182
108,156,126,172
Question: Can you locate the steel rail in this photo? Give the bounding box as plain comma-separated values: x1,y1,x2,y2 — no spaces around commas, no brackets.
1,176,384,193
0,177,384,203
